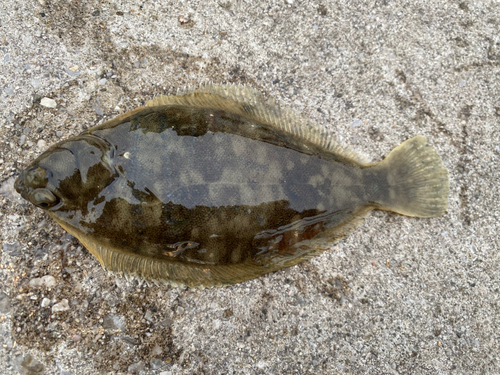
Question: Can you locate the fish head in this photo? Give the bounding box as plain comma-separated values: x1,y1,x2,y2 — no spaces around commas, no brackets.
15,134,118,213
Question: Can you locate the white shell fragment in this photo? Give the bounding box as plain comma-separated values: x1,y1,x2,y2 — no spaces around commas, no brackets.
40,97,57,108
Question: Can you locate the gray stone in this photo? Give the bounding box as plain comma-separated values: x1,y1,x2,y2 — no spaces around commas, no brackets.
102,314,126,332
144,309,153,322
92,105,104,116
150,358,164,370
2,241,20,253
0,291,11,314
29,275,57,289
128,361,145,374
64,67,80,77
152,345,163,356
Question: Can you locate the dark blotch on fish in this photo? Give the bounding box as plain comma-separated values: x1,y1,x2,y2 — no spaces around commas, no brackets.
15,85,448,286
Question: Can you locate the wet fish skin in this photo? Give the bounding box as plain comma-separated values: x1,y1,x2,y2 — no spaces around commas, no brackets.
15,85,448,286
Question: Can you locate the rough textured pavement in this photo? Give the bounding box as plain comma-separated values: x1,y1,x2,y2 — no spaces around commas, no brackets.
1,1,499,374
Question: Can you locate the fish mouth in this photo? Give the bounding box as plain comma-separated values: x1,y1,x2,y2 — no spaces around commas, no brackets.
15,167,62,209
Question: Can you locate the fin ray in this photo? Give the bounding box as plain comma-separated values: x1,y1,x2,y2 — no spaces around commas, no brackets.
147,84,369,164
52,208,370,287
371,136,449,217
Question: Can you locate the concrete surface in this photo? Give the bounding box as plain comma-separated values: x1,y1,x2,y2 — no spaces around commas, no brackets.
1,0,499,374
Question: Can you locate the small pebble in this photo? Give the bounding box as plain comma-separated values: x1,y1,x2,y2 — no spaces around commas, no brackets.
152,345,163,356
65,67,80,77
150,358,164,370
93,105,104,116
144,309,153,322
52,299,70,313
41,297,51,308
40,97,57,108
257,361,268,369
0,291,11,314
3,241,20,253
29,275,57,288
128,361,145,374
98,78,107,86
37,139,46,150
102,314,126,331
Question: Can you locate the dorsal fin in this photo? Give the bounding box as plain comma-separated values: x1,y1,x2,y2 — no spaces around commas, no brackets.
146,84,369,164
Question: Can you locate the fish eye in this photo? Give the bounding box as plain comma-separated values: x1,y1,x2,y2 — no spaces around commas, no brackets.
29,188,59,209
25,166,49,186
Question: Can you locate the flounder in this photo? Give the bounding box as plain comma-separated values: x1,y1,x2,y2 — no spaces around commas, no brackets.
15,84,448,286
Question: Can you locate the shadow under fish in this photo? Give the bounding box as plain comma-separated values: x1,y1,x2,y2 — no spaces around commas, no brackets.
15,84,449,286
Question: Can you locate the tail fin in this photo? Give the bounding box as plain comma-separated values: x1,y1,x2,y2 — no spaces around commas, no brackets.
372,136,449,218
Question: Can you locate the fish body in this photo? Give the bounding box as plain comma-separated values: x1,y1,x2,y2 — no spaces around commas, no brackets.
15,85,448,286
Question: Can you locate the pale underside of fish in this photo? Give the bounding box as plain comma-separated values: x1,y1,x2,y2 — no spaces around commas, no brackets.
15,84,449,286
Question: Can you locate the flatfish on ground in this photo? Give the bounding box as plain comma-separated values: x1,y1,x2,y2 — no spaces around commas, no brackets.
15,84,449,286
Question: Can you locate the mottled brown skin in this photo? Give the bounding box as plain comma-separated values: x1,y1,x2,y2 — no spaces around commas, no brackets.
15,98,447,285
15,106,385,278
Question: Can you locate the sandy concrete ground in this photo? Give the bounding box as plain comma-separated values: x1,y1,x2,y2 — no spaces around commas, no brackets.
1,0,499,374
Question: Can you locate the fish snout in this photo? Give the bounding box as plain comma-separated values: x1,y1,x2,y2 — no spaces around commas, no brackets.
16,166,60,209
15,166,50,200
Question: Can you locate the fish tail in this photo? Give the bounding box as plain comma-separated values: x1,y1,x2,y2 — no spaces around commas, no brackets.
370,136,449,218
